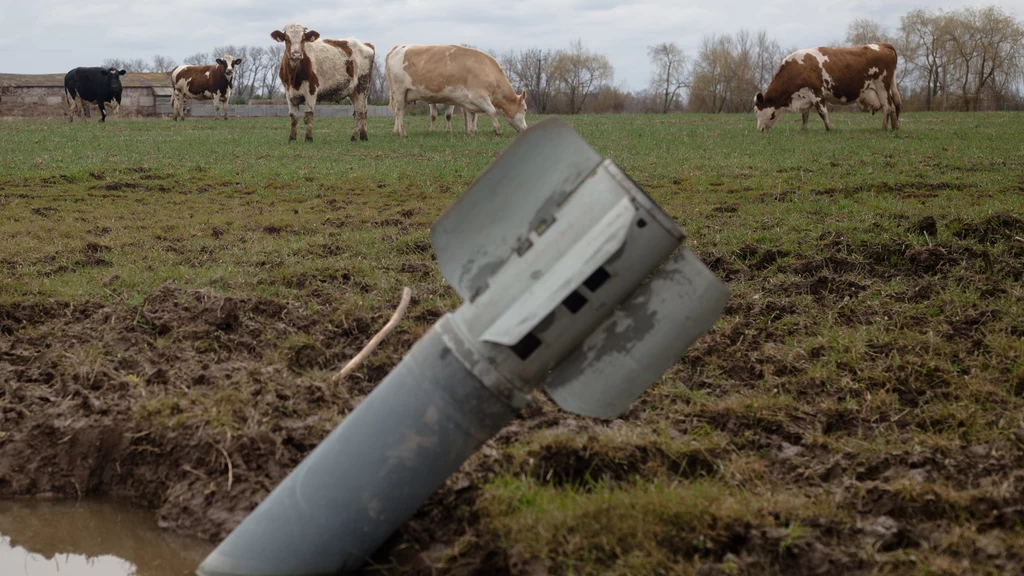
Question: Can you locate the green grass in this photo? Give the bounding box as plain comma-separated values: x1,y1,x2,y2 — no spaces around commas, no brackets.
2,111,1024,573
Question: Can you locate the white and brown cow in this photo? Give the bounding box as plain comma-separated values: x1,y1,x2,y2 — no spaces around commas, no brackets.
754,43,902,132
170,56,242,120
386,44,526,137
270,24,375,142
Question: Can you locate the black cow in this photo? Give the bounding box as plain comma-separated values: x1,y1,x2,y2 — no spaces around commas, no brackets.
64,67,126,122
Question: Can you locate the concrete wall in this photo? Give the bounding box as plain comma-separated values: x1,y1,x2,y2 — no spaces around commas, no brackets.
2,87,396,119
5,86,157,114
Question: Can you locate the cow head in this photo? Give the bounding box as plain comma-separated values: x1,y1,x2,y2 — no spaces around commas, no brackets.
102,68,127,107
754,92,780,132
271,24,319,65
216,55,242,81
505,91,528,133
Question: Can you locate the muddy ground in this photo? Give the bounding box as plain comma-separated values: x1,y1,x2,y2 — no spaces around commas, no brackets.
3,114,1024,574
4,212,1024,574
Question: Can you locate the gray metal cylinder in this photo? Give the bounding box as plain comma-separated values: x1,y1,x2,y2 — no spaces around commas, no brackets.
196,318,518,576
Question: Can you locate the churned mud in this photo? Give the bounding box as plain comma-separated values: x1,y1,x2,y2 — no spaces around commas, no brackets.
5,208,1024,574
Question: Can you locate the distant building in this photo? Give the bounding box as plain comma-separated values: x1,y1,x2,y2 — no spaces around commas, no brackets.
0,72,173,117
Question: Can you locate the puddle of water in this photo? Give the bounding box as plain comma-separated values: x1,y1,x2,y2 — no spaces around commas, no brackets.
0,499,213,576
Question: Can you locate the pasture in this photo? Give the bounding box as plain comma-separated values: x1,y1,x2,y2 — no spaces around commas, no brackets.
2,112,1024,574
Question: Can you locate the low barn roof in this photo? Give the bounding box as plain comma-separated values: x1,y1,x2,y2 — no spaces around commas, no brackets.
0,72,171,88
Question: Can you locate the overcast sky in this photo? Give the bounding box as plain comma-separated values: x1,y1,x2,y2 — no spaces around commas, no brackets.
1,0,1020,90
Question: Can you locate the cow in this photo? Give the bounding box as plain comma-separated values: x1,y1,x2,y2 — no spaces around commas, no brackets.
753,43,902,132
270,24,375,142
386,44,526,137
169,56,242,121
64,67,126,122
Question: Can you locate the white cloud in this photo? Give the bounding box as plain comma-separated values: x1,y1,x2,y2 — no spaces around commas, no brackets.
1,0,1021,89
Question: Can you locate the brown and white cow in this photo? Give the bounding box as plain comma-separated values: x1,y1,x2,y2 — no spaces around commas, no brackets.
270,24,375,142
169,56,241,121
386,44,526,137
754,43,902,132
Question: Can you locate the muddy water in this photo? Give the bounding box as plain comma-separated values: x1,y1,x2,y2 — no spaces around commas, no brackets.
0,499,214,576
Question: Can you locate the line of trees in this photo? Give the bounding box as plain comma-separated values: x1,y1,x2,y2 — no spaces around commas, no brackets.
101,3,1023,113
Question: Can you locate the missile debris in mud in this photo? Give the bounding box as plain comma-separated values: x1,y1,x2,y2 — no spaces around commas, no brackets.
196,117,730,576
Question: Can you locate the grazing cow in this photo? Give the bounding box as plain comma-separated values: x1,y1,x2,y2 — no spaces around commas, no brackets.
386,44,526,137
170,56,242,121
754,43,902,132
270,23,375,142
64,67,126,122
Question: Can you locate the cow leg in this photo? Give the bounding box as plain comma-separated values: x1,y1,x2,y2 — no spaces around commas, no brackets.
392,97,403,135
881,94,893,130
814,102,832,131
351,91,369,141
488,110,502,136
287,97,300,141
304,100,315,142
394,94,408,138
98,102,107,122
445,105,453,132
801,111,810,130
429,104,438,132
463,109,479,135
224,88,231,120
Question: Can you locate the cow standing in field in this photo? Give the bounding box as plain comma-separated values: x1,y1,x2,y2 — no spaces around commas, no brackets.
754,43,902,132
270,24,375,142
64,67,126,122
386,44,526,137
170,56,242,120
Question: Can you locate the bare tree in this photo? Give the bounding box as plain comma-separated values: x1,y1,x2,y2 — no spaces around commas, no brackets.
647,42,688,112
151,55,177,73
846,18,893,46
550,39,613,114
369,57,388,104
103,58,149,72
501,47,560,113
753,30,784,92
183,52,210,66
943,6,1024,111
261,45,284,98
900,9,949,110
688,35,732,112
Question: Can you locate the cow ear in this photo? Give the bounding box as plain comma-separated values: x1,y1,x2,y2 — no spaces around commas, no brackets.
519,91,527,103
755,92,765,107
271,30,286,42
216,58,226,67
118,70,126,75
234,58,242,66
303,30,320,42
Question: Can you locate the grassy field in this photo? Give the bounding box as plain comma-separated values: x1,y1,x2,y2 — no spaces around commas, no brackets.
2,111,1024,575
